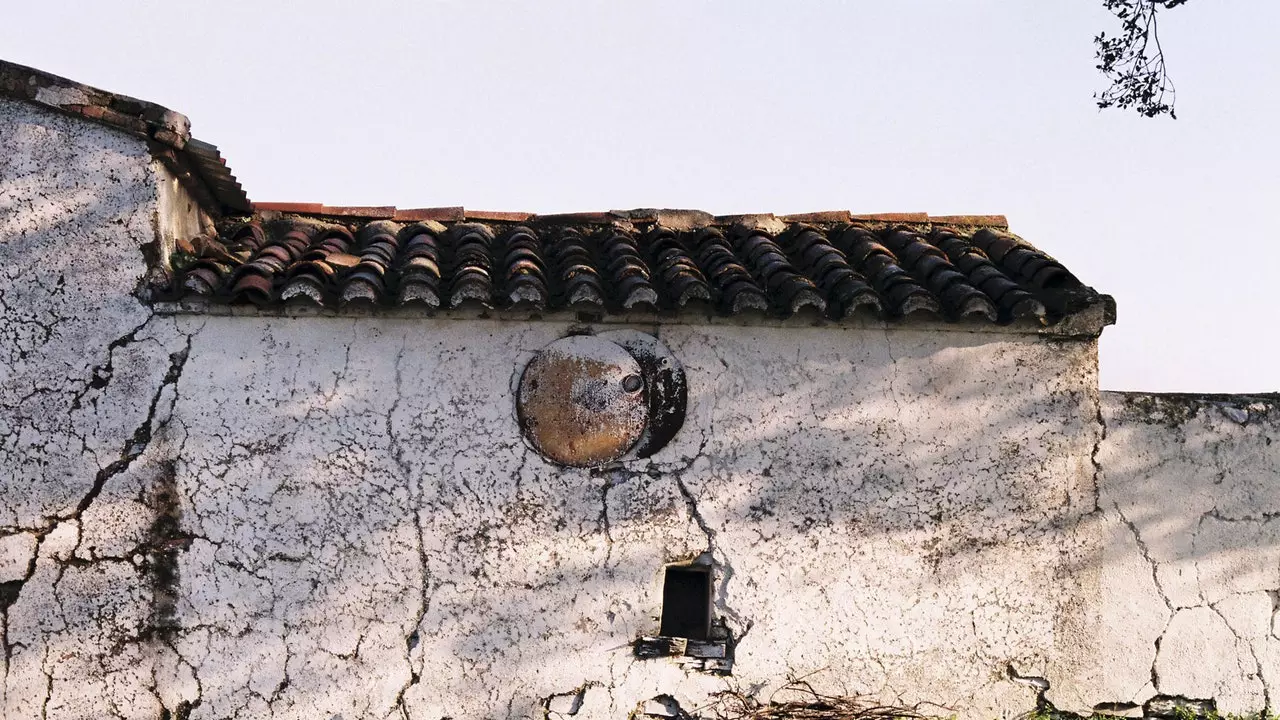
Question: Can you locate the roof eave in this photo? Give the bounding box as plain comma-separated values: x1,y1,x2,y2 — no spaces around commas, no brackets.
0,58,250,216
1038,294,1117,339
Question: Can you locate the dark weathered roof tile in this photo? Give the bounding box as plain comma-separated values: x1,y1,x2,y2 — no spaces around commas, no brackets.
161,209,1108,327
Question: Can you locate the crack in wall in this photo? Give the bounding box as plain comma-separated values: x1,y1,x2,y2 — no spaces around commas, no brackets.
667,455,754,654
596,469,630,566
671,474,715,555
386,339,432,720
68,315,156,412
38,644,51,720
1112,501,1179,699
1092,392,1280,714
1090,385,1107,514
881,329,904,419
146,458,186,642
1208,602,1271,711
541,680,599,718
2,325,192,684
1114,503,1174,612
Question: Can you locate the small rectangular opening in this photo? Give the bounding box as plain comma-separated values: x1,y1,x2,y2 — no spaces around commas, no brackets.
659,565,712,640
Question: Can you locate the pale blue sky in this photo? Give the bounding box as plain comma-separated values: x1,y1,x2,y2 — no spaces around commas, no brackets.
4,1,1276,392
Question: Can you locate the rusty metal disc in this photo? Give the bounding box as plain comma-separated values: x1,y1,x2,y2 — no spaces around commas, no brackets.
517,335,649,467
597,329,687,459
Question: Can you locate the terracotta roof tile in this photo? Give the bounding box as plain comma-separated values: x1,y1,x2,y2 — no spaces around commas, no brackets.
780,211,852,224
319,205,397,219
395,207,465,222
647,210,716,230
466,210,535,223
930,214,1010,228
535,211,620,224
160,209,1108,328
851,212,930,224
254,202,324,214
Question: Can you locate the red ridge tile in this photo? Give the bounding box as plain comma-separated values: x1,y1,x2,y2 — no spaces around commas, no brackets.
780,211,852,223
929,214,1009,228
465,210,534,222
395,207,465,222
320,206,396,219
534,211,619,224
253,202,325,213
851,212,930,224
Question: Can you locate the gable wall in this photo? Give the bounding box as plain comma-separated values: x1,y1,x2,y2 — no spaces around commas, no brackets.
7,92,1272,720
149,316,1102,719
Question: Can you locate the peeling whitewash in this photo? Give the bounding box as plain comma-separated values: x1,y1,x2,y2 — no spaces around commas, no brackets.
1,94,1278,720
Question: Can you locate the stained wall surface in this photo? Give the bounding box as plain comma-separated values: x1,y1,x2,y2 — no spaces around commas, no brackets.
5,95,1276,720
165,317,1106,720
0,94,1106,720
0,96,196,719
1093,392,1280,714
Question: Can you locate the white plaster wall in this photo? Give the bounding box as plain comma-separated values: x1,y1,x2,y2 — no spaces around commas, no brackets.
0,103,1116,717
1093,392,1280,715
11,92,1250,720
0,97,194,719
152,318,1102,720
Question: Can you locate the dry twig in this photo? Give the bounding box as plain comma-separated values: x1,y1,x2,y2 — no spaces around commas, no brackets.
706,677,940,720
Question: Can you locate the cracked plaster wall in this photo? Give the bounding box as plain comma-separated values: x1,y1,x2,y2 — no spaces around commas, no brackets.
132,318,1103,720
1092,392,1280,715
0,97,196,719
7,94,1254,720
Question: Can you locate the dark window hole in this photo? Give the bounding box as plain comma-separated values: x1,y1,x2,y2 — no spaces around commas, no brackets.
659,565,711,640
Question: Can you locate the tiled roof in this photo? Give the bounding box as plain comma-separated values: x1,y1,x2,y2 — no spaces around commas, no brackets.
158,207,1111,328
0,59,250,213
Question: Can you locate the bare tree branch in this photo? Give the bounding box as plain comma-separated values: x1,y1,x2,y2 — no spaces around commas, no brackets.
1095,0,1188,119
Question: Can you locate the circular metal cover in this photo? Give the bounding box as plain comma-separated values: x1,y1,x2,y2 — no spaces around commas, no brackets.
597,330,687,459
517,335,650,467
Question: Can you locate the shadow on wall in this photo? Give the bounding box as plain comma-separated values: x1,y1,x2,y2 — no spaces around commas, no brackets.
0,107,211,720
1094,391,1280,713
9,316,1101,719
4,285,1279,717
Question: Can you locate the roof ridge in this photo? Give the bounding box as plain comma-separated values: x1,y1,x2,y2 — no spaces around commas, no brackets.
1,58,189,149
249,203,1009,230
157,214,1117,336
0,58,250,214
